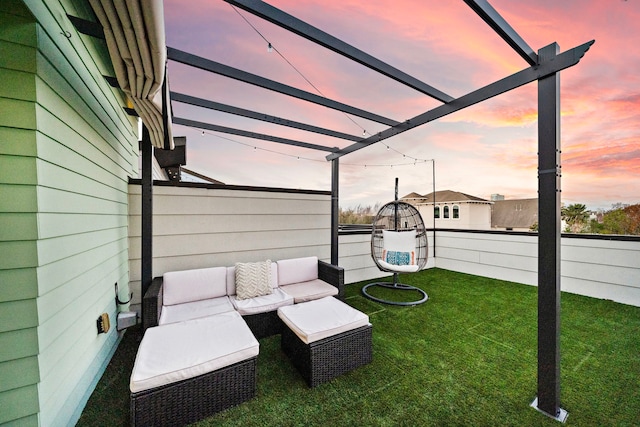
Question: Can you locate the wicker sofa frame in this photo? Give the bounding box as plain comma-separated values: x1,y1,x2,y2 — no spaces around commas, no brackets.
142,259,345,338
281,324,373,387
130,356,257,426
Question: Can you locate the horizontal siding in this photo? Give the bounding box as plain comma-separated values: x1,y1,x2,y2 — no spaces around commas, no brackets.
0,126,37,157
0,268,38,301
338,232,436,284
128,184,331,309
0,384,39,425
0,299,38,333
0,327,38,362
0,356,39,393
0,36,37,73
4,0,140,425
0,183,37,212
0,5,40,425
0,67,36,101
434,231,640,306
337,230,640,307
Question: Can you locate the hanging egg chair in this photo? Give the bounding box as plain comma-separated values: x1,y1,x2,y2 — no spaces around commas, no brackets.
362,178,429,306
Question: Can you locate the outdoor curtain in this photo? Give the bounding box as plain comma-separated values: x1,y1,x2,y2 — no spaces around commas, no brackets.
89,0,174,149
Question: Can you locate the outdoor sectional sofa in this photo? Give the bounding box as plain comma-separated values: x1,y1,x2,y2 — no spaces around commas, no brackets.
131,256,372,426
142,256,345,338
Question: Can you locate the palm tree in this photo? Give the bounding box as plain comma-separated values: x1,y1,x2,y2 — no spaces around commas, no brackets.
561,203,590,233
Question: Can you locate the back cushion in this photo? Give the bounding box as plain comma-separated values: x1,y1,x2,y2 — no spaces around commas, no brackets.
382,229,416,252
163,267,227,306
227,263,279,296
277,256,318,286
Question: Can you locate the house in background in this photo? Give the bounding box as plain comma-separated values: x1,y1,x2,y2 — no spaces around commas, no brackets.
491,198,539,231
402,190,493,230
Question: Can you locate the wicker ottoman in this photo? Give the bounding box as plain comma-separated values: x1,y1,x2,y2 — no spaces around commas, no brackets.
130,311,259,426
277,296,372,387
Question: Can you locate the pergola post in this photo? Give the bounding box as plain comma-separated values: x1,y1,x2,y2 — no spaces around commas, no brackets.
331,158,339,265
533,42,567,422
141,125,153,317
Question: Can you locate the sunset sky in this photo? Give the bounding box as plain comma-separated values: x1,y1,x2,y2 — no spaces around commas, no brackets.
163,0,639,211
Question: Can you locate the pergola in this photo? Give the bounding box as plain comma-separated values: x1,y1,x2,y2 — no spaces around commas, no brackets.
71,0,593,421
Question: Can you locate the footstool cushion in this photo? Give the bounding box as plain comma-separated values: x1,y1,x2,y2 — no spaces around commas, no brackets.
277,296,372,387
130,311,259,426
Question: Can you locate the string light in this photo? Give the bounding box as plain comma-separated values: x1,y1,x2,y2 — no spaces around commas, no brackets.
230,5,367,136
197,129,432,169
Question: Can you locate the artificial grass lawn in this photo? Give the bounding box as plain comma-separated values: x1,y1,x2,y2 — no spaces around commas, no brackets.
77,268,640,426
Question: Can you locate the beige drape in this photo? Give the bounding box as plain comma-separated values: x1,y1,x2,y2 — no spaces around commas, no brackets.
90,0,173,149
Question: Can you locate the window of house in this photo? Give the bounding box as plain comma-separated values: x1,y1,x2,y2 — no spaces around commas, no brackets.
453,205,460,219
444,206,450,219
434,206,440,218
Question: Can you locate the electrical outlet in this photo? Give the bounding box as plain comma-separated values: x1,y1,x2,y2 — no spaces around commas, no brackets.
97,313,110,334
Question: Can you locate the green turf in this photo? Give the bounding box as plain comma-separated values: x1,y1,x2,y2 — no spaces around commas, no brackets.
77,268,640,426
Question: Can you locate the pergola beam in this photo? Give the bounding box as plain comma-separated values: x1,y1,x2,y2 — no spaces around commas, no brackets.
327,40,594,160
224,0,454,103
173,116,339,153
463,0,538,66
167,47,400,127
171,92,363,142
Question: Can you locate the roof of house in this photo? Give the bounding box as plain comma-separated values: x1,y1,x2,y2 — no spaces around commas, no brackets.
401,190,489,203
491,198,538,229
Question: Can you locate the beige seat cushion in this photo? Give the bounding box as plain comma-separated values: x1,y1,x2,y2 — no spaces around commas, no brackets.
280,279,338,303
277,296,369,344
159,296,234,325
230,288,293,315
130,311,259,393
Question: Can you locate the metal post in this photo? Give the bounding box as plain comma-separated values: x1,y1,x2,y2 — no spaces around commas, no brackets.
141,125,153,313
331,158,339,265
533,42,567,422
431,159,436,258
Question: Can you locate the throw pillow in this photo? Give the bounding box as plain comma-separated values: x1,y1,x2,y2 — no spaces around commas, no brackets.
383,250,415,266
235,260,273,300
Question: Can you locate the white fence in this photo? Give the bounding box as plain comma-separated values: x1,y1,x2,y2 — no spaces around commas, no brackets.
128,183,332,313
340,229,640,307
127,182,640,310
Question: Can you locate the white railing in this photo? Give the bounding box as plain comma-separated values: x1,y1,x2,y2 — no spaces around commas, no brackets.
339,229,640,307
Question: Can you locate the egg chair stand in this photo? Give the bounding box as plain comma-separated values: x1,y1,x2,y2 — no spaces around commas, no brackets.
362,274,428,306
362,178,429,306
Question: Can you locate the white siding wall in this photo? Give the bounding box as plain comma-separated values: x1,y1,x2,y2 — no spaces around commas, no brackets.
341,230,640,307
128,184,331,312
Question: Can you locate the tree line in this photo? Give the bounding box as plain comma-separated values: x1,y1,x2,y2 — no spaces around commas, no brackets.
339,204,380,225
561,203,640,235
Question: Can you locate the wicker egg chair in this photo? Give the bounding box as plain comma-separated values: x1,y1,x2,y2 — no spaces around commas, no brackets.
362,179,428,306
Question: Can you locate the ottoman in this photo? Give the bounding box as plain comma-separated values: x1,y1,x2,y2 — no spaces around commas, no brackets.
130,311,259,426
277,296,372,387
